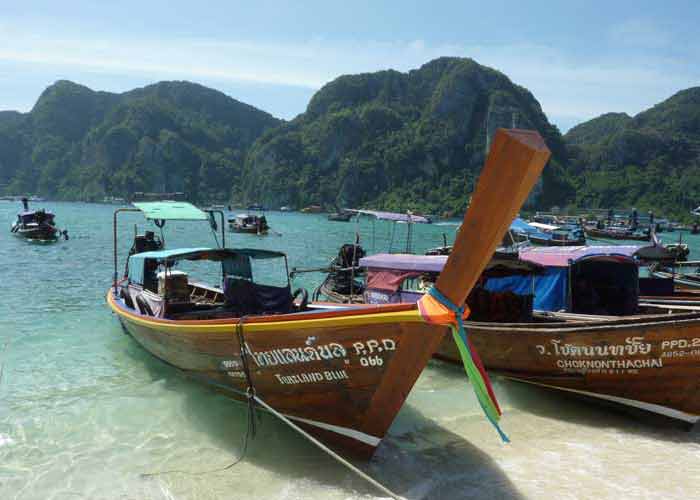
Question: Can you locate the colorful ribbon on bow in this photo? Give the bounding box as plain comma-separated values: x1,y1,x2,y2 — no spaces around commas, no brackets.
418,286,509,442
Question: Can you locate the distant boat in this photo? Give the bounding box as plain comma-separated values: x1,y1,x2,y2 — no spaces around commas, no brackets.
103,196,126,205
228,213,270,235
509,219,586,246
584,225,650,241
346,209,431,224
10,197,66,242
247,203,266,211
327,211,353,222
300,205,322,213
280,206,293,212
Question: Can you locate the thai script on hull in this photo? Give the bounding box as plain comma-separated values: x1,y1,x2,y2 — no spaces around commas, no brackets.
246,342,347,367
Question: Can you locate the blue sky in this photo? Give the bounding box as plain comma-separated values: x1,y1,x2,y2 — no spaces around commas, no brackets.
1,1,698,131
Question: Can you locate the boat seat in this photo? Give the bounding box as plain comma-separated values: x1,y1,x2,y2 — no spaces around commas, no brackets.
223,276,294,316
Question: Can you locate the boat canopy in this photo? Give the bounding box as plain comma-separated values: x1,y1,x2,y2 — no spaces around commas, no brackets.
519,245,641,267
360,252,543,294
127,247,286,286
510,218,538,233
528,222,559,231
18,210,54,216
485,245,640,314
18,210,55,222
360,253,447,272
360,253,542,275
348,209,430,224
133,201,208,221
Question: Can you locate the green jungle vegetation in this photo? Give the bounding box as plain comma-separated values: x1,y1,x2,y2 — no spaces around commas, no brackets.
0,80,280,202
564,87,700,220
1,58,698,219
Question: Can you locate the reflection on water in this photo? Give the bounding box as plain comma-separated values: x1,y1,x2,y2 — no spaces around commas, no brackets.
1,202,700,499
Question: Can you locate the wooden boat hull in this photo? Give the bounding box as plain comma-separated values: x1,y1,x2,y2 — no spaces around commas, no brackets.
650,270,700,291
436,314,700,422
107,291,443,457
585,227,649,241
527,235,586,246
328,214,353,222
229,225,268,234
11,223,58,241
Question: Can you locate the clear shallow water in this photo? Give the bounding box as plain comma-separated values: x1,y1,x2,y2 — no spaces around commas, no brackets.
1,201,700,500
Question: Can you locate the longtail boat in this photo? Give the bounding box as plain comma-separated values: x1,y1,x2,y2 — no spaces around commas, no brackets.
106,129,551,457
360,246,700,424
10,197,66,242
584,225,650,241
228,213,270,234
649,261,700,291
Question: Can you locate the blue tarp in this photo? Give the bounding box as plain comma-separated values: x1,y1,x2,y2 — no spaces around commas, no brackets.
485,267,568,312
510,218,538,233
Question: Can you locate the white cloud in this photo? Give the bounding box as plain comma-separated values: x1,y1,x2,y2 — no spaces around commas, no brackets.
0,22,696,130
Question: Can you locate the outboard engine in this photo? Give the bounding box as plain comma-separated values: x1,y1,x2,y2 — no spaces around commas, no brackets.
129,230,163,256
336,243,365,268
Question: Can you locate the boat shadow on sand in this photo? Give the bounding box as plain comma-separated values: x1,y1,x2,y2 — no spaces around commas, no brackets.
497,375,700,444
120,336,524,500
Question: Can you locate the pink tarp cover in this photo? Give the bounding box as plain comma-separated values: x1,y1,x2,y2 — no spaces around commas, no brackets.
366,269,421,293
519,245,640,267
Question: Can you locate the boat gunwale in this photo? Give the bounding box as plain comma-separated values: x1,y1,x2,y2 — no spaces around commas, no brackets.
107,287,421,331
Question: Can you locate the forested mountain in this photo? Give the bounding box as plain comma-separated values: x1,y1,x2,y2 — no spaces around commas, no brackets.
0,80,281,202
564,87,700,218
242,57,572,215
2,62,699,218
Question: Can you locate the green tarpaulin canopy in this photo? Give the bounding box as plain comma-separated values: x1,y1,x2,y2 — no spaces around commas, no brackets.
133,201,208,221
127,247,286,285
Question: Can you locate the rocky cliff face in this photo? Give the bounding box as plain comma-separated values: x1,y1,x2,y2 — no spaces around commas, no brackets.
242,57,571,214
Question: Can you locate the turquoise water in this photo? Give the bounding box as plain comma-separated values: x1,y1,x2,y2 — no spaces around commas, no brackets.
2,201,700,500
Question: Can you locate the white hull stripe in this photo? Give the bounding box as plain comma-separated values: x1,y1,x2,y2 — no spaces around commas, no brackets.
505,377,700,424
283,414,381,447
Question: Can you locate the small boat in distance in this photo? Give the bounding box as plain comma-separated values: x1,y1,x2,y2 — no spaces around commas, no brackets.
228,213,270,235
300,204,322,213
527,223,586,246
10,197,67,242
328,211,354,222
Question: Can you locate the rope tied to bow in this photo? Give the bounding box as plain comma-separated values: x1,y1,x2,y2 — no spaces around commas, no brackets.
236,317,258,439
418,286,509,443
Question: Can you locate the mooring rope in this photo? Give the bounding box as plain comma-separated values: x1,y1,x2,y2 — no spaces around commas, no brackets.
252,394,405,500
235,317,258,439
142,319,402,499
141,318,257,478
